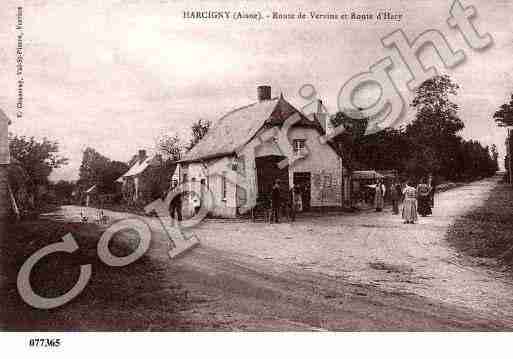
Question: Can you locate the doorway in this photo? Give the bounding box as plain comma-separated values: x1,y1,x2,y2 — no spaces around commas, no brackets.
255,155,289,202
293,172,311,211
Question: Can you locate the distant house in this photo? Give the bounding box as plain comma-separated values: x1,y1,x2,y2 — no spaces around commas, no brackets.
177,86,349,218
118,150,176,204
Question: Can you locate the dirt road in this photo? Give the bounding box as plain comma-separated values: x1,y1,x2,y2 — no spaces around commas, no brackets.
51,177,513,330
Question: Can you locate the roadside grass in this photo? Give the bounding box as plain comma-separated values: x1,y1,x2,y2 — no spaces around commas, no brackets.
446,181,513,265
1,219,191,331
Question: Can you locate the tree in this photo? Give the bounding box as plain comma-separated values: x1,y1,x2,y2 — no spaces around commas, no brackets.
408,75,464,137
493,94,513,127
78,148,128,194
9,135,68,198
407,75,464,179
490,144,499,172
456,140,494,180
352,128,412,173
329,109,411,172
329,108,368,169
7,161,31,211
330,108,368,139
157,134,182,161
100,160,128,193
78,147,110,191
53,180,75,204
493,94,513,184
186,118,211,151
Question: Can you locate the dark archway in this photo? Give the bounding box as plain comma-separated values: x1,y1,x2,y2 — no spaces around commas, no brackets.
255,155,289,202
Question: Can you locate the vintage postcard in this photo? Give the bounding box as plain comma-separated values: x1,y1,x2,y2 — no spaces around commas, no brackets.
1,0,513,354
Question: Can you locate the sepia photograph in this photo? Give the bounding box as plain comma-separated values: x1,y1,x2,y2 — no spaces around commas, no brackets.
1,0,513,355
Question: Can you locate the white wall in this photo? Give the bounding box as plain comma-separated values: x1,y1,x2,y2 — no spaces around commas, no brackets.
287,127,344,208
184,157,238,217
182,125,345,217
254,138,282,158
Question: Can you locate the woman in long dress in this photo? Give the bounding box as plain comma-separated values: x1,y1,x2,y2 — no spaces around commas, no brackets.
374,179,385,212
417,180,432,217
402,182,418,224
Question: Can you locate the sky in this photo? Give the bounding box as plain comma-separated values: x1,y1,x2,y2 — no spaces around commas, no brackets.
1,0,512,180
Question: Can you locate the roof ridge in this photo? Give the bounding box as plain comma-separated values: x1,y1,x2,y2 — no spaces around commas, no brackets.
216,97,279,125
183,97,280,159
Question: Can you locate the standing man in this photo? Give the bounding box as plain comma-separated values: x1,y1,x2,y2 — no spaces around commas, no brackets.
289,183,303,222
271,179,281,223
390,180,401,215
169,180,182,221
428,174,436,208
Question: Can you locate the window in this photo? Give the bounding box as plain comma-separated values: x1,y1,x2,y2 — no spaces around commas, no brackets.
293,139,306,154
324,174,332,188
236,156,245,173
200,178,206,196
221,171,227,200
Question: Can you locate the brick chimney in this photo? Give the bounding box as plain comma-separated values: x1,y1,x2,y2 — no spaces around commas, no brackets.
257,85,271,102
316,100,333,136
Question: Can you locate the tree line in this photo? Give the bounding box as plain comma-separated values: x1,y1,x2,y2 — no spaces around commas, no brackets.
493,93,513,183
6,118,211,210
330,75,498,182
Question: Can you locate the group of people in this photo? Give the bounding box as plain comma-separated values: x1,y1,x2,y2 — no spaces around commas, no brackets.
374,177,435,224
167,175,435,225
270,179,303,223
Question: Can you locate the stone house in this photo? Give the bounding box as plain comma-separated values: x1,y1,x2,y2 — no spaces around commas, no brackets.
177,86,349,218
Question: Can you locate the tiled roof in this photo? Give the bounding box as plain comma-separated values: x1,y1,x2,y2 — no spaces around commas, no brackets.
121,157,153,178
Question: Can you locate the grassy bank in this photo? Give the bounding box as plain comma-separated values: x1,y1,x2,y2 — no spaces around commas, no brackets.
1,219,191,331
446,181,513,265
